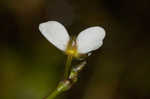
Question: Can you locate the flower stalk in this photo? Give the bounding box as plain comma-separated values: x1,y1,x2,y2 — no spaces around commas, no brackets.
44,61,86,99
64,55,73,79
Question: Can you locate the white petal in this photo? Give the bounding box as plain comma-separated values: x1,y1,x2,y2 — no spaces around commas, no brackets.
76,26,105,54
39,21,70,51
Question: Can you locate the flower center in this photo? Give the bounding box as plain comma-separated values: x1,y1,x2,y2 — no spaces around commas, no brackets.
67,49,76,55
65,40,79,57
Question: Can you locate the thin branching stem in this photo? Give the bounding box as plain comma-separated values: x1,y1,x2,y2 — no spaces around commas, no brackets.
43,56,86,99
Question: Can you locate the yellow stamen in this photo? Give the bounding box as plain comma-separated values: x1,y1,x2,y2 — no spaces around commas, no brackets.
65,37,79,58
67,49,75,55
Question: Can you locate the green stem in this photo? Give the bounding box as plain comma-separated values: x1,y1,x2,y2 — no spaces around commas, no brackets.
44,80,71,99
45,89,59,99
44,60,87,99
64,55,73,79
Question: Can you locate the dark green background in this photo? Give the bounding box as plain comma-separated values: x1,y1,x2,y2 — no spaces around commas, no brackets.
0,0,150,99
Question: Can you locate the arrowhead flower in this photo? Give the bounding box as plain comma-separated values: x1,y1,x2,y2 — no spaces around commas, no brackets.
39,21,106,99
39,21,105,58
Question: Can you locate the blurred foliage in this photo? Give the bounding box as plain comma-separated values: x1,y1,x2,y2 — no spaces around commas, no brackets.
0,0,150,99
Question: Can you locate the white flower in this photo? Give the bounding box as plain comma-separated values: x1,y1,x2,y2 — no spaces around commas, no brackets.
39,21,105,57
